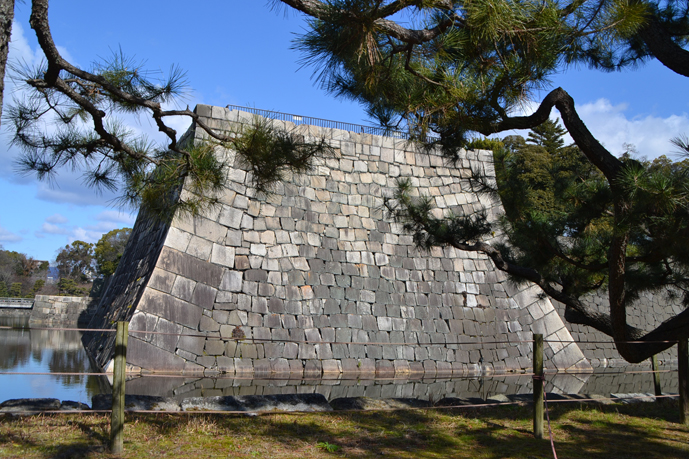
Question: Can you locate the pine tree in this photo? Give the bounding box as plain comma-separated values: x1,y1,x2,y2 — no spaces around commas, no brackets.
279,0,689,362
526,120,566,153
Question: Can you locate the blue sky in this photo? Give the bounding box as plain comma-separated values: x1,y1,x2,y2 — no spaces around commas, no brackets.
1,1,688,261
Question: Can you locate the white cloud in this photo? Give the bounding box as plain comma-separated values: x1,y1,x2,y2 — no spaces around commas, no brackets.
45,214,68,224
0,225,22,243
34,210,134,245
40,222,69,235
502,97,689,160
577,99,689,159
7,21,42,68
70,227,103,244
95,210,136,226
33,177,122,207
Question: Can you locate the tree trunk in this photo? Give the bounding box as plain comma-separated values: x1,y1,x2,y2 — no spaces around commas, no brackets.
637,17,689,78
0,0,15,128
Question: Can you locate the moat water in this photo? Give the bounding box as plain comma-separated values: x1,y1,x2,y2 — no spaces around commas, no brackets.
0,318,679,406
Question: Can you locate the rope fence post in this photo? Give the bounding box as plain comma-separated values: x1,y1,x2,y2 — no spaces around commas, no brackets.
111,321,128,454
679,339,688,425
651,354,662,397
533,333,544,439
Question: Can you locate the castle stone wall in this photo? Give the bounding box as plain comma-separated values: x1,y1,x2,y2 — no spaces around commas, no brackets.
85,105,589,376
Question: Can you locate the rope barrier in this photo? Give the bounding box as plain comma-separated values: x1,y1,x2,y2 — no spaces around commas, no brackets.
9,325,683,346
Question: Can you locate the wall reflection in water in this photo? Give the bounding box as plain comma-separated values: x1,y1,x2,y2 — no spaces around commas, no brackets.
0,318,107,404
0,318,678,405
123,368,677,402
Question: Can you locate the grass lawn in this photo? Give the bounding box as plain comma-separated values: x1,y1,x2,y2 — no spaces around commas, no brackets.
0,399,688,458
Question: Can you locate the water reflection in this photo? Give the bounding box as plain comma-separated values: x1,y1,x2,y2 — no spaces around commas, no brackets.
0,319,679,405
122,368,677,402
0,318,106,404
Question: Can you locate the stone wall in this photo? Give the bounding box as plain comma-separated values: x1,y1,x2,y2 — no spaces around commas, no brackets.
0,307,31,322
553,289,684,368
0,295,96,326
85,105,590,376
29,295,97,326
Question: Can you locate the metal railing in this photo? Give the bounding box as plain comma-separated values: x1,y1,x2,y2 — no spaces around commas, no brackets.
0,297,34,308
225,104,439,141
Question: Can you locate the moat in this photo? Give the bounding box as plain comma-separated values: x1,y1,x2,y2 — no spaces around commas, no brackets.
0,318,678,406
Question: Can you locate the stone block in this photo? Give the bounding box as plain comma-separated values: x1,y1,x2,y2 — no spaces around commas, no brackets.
191,216,228,244
298,344,317,359
211,244,235,267
127,337,187,372
220,270,243,292
164,227,193,252
186,235,213,260
138,289,203,330
192,283,218,309
171,276,196,302
148,268,177,293
283,342,299,359
205,339,225,356
219,206,244,229
157,246,224,288
151,318,182,351
375,360,395,377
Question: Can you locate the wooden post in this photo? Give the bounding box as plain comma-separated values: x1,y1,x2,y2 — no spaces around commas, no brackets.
533,333,544,439
110,321,128,454
651,354,662,397
679,339,689,425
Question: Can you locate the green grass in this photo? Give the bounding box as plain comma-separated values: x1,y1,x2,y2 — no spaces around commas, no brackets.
1,400,688,458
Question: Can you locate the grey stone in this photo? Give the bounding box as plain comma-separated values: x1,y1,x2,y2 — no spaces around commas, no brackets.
157,247,224,287
0,398,61,413
92,395,181,411
220,270,243,292
192,283,218,309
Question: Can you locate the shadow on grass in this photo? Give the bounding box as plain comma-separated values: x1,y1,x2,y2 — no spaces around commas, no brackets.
0,414,108,459
1,400,688,458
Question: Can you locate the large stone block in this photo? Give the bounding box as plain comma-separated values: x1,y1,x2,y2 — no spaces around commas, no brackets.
157,247,224,288
138,289,203,330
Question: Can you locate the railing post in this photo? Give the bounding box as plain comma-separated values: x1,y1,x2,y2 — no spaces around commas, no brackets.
651,354,662,397
533,333,544,439
679,339,689,425
111,321,128,453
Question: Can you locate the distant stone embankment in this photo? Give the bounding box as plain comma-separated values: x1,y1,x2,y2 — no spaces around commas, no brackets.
0,295,98,326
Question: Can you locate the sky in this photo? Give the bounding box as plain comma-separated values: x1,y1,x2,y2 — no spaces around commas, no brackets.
1,1,687,262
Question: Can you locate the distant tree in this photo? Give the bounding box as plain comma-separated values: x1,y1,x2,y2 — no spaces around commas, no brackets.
31,279,45,295
492,123,611,300
0,280,7,297
55,241,95,282
94,228,132,277
0,246,50,297
9,282,22,297
57,277,88,296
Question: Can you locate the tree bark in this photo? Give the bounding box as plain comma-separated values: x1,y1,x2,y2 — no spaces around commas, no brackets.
0,0,15,128
637,16,689,78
